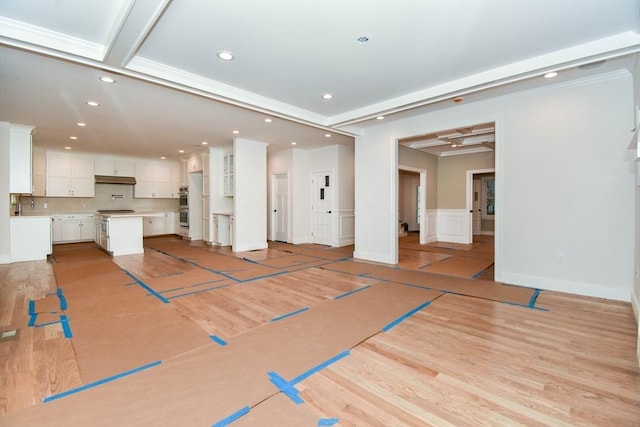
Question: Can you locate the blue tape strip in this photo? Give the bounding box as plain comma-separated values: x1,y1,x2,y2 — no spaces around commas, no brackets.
211,406,250,427
528,289,541,308
334,285,371,300
210,335,227,346
28,300,35,315
60,314,72,338
382,300,431,332
268,372,304,404
44,360,162,403
271,307,309,322
57,288,67,310
318,418,340,426
28,313,37,327
122,270,169,304
290,350,350,385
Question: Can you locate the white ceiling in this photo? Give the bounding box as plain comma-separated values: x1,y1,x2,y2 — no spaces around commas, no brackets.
0,0,638,159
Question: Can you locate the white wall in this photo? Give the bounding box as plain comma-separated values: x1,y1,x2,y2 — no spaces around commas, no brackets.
233,138,268,252
0,122,11,263
355,70,636,301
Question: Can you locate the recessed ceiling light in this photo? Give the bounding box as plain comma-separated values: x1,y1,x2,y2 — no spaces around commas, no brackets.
291,142,297,145
217,50,235,61
357,36,369,44
69,136,78,140
232,130,239,134
179,149,184,153
376,116,385,120
544,72,558,79
99,77,115,83
160,156,166,160
201,141,208,145
64,146,71,150
451,144,458,148
264,118,273,123
86,101,99,107
322,93,334,100
77,122,86,127
325,133,331,138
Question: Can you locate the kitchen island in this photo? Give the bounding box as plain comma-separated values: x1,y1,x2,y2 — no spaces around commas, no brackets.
95,212,144,256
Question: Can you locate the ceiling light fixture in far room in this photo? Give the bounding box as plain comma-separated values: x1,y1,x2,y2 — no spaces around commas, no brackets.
76,122,86,127
544,71,558,78
322,93,334,100
291,141,297,145
264,118,273,123
376,116,385,120
99,76,115,83
357,36,369,44
64,146,71,150
178,149,184,153
325,133,331,138
160,156,166,160
69,136,78,140
216,50,235,61
232,130,239,134
201,141,208,145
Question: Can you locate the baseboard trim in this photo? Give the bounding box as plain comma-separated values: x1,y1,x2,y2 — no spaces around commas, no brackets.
500,272,631,302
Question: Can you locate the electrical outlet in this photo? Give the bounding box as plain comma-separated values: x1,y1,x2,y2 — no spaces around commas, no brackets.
557,252,566,264
43,203,48,209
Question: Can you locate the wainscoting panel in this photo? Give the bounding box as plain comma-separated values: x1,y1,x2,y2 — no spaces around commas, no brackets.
436,209,470,244
335,210,355,247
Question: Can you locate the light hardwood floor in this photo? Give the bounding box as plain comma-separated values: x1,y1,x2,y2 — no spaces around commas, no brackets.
1,235,639,425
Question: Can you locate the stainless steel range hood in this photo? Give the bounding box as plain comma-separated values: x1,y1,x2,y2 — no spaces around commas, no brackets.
94,175,137,185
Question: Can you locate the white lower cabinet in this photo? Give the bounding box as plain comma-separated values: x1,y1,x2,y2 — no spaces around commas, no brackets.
143,215,165,237
142,212,178,237
53,214,95,243
212,214,231,246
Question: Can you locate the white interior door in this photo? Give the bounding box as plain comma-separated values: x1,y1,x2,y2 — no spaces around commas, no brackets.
271,172,288,242
311,171,333,246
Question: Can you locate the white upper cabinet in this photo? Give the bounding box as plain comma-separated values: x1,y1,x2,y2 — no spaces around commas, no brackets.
134,160,180,198
187,154,202,173
46,151,95,197
95,156,135,176
9,124,34,194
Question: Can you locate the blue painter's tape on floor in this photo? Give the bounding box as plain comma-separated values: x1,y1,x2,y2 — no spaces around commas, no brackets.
501,301,550,311
269,350,351,405
122,270,169,304
382,300,431,332
271,307,309,322
211,406,250,427
528,289,541,308
334,285,371,300
268,372,304,404
210,335,227,346
57,288,68,310
27,313,37,327
318,418,340,426
28,300,35,315
43,360,162,403
60,314,73,338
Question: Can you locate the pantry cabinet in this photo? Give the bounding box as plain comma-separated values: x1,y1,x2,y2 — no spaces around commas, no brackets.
46,151,95,197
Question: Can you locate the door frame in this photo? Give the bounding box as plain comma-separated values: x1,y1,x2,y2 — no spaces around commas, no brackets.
398,165,427,244
466,168,495,243
270,171,289,242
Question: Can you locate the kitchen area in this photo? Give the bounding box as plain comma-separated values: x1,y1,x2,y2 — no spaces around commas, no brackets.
1,122,240,263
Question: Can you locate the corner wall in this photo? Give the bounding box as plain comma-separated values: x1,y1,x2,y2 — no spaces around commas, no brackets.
0,122,11,263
